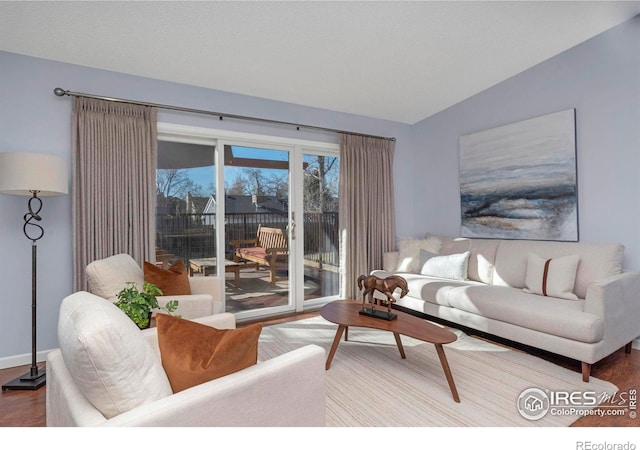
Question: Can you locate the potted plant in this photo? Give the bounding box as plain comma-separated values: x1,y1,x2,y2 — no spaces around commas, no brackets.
115,281,179,329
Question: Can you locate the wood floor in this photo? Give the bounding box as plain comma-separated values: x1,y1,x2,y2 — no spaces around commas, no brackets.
0,310,638,427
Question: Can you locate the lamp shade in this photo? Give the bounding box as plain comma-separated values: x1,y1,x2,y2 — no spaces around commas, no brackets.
0,152,68,196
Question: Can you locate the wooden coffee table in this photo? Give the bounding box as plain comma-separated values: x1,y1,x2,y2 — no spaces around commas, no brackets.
321,300,460,403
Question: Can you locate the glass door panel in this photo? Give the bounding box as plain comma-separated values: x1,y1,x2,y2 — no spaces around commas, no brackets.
223,145,292,316
155,141,216,274
302,152,340,303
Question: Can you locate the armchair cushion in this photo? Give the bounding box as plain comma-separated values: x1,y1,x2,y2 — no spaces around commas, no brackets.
57,292,173,419
86,254,218,319
156,314,262,393
144,260,191,295
86,253,144,299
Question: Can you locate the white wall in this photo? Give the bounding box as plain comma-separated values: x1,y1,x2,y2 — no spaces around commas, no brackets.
407,15,640,270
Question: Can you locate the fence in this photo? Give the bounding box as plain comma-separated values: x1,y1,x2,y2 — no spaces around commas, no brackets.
156,211,339,267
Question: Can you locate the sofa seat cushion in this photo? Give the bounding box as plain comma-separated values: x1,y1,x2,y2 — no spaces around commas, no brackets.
406,275,483,307
447,285,603,343
57,291,173,419
370,270,483,307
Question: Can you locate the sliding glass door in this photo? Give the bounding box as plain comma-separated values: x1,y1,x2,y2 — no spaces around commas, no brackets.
157,124,339,321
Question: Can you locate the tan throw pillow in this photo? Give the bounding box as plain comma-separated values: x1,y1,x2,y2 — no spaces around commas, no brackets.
156,314,262,393
144,260,191,295
524,253,580,300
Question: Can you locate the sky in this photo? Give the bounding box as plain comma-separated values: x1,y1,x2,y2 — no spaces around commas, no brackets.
183,146,337,197
185,146,289,196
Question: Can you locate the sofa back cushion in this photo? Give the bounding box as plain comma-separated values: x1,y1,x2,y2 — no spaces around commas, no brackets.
440,237,499,284
86,253,144,300
493,240,624,298
395,236,442,273
57,291,173,419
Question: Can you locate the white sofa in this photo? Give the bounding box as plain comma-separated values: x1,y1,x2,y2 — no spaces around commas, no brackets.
46,291,326,426
86,253,223,319
371,235,640,382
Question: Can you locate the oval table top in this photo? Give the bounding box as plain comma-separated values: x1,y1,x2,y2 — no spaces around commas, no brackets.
320,299,457,345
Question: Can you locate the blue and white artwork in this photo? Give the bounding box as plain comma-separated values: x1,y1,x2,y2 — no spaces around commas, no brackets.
459,109,578,241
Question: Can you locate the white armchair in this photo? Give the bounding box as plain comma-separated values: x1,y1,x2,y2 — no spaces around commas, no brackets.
46,291,326,426
85,253,222,319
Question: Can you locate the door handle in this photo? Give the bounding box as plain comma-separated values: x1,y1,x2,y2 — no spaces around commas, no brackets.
289,213,296,240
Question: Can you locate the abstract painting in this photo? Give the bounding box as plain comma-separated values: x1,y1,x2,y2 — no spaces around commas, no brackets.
459,109,578,241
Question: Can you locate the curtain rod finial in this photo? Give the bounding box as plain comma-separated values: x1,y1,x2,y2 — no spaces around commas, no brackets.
53,88,67,97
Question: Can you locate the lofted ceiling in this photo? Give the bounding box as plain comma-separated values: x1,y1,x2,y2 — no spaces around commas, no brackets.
1,1,639,124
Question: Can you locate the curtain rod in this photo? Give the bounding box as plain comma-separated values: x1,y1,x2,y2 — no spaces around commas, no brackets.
53,88,396,142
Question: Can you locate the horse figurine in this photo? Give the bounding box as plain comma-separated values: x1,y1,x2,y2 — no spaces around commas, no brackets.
357,274,409,315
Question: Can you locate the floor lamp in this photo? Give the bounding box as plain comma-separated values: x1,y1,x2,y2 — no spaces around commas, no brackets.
0,152,68,391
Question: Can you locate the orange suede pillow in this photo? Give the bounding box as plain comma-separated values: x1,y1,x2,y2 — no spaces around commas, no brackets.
156,314,262,393
143,260,191,295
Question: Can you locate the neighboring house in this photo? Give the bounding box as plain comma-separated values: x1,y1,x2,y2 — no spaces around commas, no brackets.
161,193,291,227
226,195,287,214
185,193,210,217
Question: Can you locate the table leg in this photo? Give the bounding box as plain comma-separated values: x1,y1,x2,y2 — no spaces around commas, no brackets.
434,344,460,403
344,326,348,341
393,332,406,359
326,325,346,370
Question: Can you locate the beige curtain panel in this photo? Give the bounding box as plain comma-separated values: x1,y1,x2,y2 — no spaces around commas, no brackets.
339,134,396,299
72,97,157,291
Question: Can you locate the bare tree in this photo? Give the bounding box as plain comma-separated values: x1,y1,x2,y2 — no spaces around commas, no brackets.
242,168,267,196
156,169,205,208
225,174,249,195
304,156,338,211
265,172,288,198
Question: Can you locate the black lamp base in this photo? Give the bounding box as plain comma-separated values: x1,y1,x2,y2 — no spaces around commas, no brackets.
2,369,46,391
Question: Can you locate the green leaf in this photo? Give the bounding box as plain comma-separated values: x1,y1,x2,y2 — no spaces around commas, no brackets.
164,300,179,313
115,280,179,328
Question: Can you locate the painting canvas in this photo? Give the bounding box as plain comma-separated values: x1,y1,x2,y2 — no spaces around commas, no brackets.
459,109,578,241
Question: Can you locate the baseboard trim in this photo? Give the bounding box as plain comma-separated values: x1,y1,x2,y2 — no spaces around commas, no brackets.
634,338,640,350
0,349,53,370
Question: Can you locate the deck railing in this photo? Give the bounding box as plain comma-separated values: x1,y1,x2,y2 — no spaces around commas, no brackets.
156,211,339,267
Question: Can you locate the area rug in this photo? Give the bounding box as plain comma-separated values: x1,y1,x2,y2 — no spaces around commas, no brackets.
257,316,618,427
